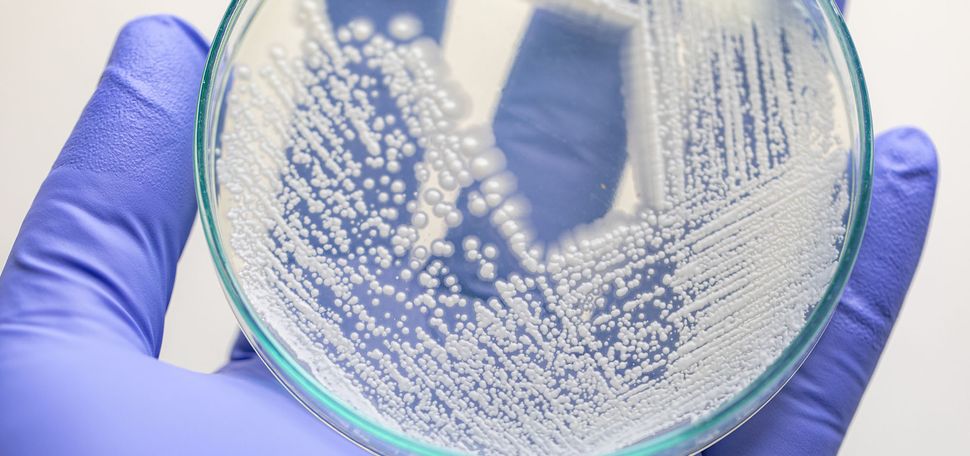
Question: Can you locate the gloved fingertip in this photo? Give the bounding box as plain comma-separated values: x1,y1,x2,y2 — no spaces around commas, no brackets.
166,15,211,52
874,127,939,187
56,14,210,173
105,15,209,87
115,14,209,55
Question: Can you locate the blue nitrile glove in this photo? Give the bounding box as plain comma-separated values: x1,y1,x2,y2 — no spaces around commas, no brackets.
0,2,937,455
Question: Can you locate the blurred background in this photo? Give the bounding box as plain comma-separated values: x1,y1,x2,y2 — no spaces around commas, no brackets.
0,1,966,453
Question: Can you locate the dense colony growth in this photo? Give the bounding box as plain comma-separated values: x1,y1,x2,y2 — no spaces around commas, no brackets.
214,0,853,454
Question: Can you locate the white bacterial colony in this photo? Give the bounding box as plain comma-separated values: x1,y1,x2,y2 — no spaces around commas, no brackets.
215,0,853,454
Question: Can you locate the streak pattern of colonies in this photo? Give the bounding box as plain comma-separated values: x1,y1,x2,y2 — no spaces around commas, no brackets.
215,0,853,454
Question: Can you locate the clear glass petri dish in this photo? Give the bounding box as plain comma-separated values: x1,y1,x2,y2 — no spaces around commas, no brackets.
196,1,872,454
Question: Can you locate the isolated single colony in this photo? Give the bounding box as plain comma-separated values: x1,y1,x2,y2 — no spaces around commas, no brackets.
209,0,860,454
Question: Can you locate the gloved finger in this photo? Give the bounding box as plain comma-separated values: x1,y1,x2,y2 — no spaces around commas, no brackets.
0,16,208,356
705,128,939,456
480,9,628,245
439,10,628,296
836,0,847,13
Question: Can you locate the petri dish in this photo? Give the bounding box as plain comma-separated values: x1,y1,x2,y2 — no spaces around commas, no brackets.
196,1,872,455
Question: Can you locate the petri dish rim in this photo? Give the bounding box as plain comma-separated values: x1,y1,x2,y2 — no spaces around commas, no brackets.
194,1,874,454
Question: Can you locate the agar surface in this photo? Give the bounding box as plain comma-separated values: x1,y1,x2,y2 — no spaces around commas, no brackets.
216,0,852,453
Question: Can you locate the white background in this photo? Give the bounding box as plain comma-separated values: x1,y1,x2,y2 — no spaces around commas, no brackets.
0,1,966,454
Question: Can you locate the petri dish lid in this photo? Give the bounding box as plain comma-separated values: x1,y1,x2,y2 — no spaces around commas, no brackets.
196,1,872,454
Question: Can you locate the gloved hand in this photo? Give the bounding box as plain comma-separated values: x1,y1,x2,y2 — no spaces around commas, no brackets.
0,2,937,455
